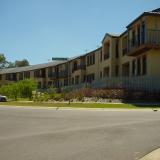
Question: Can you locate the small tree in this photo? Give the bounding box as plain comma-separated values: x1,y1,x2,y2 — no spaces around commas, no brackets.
15,59,29,67
18,79,37,100
0,83,19,100
0,79,38,101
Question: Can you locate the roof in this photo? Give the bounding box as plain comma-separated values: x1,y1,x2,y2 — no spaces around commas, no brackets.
119,30,127,37
127,8,160,28
102,33,119,43
66,47,102,63
0,60,66,74
0,47,102,74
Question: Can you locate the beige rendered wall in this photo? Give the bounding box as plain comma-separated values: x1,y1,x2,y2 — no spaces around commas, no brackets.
147,50,160,76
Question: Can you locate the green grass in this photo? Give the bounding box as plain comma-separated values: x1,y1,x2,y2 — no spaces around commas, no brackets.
0,101,160,109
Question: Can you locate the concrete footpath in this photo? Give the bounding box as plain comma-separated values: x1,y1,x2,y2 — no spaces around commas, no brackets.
140,148,160,160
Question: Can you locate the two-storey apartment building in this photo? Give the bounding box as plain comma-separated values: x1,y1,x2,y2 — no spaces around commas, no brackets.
1,8,160,92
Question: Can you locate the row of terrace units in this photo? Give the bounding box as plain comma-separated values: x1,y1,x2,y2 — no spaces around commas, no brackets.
1,12,160,89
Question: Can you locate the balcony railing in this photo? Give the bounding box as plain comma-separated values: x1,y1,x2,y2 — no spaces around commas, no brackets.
72,64,86,72
77,64,86,70
122,48,127,56
147,29,160,45
58,70,68,78
48,72,58,78
104,52,110,60
128,29,160,56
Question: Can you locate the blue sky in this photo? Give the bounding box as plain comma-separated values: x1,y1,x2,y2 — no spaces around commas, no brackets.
0,0,160,64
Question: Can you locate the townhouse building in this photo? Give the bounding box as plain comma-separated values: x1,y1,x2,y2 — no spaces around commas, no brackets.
0,8,160,92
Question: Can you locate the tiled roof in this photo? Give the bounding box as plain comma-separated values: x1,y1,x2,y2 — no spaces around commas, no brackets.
0,60,66,74
127,8,160,28
102,33,119,43
151,8,160,13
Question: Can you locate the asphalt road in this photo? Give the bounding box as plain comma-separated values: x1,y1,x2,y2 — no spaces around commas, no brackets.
0,106,160,160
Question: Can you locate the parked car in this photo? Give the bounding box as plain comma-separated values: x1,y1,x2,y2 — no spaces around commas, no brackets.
0,95,7,102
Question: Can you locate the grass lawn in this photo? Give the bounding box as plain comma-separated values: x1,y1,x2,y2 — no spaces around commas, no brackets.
0,101,160,109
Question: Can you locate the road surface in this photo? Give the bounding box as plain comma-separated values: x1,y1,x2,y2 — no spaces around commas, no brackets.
0,106,160,160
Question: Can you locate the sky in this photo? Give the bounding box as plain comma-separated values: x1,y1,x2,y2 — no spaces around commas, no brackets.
0,0,160,64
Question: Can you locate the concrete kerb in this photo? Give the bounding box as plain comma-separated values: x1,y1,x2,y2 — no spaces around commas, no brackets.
139,148,160,160
0,104,159,112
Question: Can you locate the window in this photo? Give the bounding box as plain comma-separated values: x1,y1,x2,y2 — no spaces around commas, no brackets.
132,60,136,76
141,21,145,44
12,73,17,81
132,30,136,47
38,82,41,88
122,36,127,56
122,63,130,77
34,70,41,78
41,69,46,78
142,55,147,75
93,54,95,64
103,67,110,77
86,74,94,83
87,53,95,66
64,79,68,86
48,81,52,87
73,61,78,71
6,74,11,80
48,67,53,77
104,43,110,60
24,72,30,79
100,51,102,62
81,75,85,83
0,75,2,80
87,56,89,66
115,65,119,77
72,78,74,85
100,71,102,78
116,42,119,58
19,73,24,80
137,25,141,46
137,58,141,76
75,75,80,84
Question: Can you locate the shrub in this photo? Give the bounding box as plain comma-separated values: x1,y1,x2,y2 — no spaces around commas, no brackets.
53,93,63,101
18,79,37,99
0,83,19,100
0,79,38,101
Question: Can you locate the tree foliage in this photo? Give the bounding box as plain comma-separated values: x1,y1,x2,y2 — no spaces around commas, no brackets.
0,54,7,69
0,79,37,100
0,54,30,69
15,59,29,67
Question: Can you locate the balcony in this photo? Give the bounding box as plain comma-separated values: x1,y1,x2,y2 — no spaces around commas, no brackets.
72,64,86,72
48,72,58,79
104,52,110,60
58,70,68,78
128,29,160,56
77,64,86,70
122,48,127,56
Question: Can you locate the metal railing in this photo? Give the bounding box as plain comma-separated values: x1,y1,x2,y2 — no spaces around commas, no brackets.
147,29,160,45
48,72,58,78
72,64,86,72
61,76,160,93
128,29,160,53
58,70,68,78
77,64,86,70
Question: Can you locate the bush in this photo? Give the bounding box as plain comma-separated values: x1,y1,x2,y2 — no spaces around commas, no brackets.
53,93,63,101
18,79,37,99
0,79,37,100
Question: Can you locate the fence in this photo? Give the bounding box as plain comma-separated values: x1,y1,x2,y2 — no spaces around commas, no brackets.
61,76,160,93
